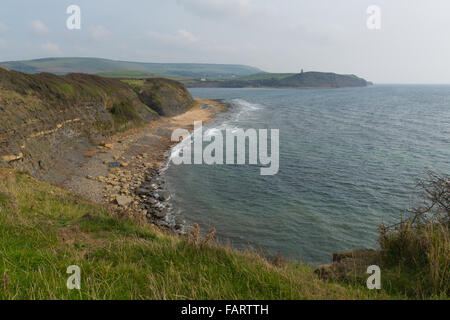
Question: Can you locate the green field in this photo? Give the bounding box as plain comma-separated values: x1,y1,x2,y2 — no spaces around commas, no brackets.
95,70,189,81
0,57,262,79
235,72,296,81
96,70,296,85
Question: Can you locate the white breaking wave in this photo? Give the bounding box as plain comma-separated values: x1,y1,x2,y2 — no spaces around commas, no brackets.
231,98,263,110
228,98,264,123
204,125,241,138
169,98,264,161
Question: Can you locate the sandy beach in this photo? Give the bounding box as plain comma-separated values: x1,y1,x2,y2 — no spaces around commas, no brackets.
61,98,228,228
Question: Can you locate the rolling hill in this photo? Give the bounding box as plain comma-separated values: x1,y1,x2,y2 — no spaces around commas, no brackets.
0,57,263,79
93,70,189,81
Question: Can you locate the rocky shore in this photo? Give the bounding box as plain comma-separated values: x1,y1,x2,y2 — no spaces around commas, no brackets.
63,98,228,233
87,153,177,230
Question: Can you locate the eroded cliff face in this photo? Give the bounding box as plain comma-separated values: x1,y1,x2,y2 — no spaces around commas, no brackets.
137,78,195,117
0,69,193,181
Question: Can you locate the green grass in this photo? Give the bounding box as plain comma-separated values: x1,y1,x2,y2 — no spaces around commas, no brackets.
321,174,449,300
235,72,296,81
0,169,389,300
121,79,145,94
377,221,449,298
110,102,141,124
0,68,160,135
0,57,263,78
332,222,449,299
376,174,449,299
96,70,190,81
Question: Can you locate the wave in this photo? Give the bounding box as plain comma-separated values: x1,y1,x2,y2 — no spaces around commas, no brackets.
203,99,264,134
203,99,263,138
229,98,263,121
169,98,265,156
231,98,263,111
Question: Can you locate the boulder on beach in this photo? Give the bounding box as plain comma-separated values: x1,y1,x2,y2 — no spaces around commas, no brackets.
153,211,166,219
115,195,132,207
136,188,151,196
159,192,170,201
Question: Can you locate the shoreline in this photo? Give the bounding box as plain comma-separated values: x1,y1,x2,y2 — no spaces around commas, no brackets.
187,85,370,89
63,98,229,232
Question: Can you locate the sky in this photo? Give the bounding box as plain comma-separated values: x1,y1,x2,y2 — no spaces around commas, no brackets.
0,0,449,83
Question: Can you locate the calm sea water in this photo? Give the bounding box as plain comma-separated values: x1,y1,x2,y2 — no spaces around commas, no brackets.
165,85,450,265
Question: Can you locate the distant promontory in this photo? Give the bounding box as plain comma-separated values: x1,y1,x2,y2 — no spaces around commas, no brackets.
186,71,372,89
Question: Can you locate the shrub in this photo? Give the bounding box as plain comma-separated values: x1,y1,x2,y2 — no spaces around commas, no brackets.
379,172,449,297
110,101,142,127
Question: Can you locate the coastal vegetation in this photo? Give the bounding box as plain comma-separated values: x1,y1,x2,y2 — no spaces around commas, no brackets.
99,70,371,89
0,168,387,299
317,173,449,299
109,101,143,128
127,78,195,116
232,72,296,81
186,71,371,88
0,67,446,300
0,168,447,299
377,173,449,297
0,57,371,88
95,71,191,82
0,68,194,174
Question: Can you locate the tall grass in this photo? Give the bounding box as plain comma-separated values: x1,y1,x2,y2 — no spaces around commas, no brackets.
378,173,449,298
0,169,386,300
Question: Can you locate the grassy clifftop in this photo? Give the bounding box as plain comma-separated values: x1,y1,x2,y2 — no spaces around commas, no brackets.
124,78,195,117
0,168,386,299
0,68,158,138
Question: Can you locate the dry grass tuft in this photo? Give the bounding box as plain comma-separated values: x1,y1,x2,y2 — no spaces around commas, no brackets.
378,172,449,297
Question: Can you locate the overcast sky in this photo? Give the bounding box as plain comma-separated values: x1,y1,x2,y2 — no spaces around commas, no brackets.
0,0,449,83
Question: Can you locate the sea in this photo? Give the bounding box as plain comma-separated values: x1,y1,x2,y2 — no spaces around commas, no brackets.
164,85,450,265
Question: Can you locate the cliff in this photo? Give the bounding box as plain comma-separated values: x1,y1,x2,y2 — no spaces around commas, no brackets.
278,72,369,88
136,78,195,117
0,69,194,177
